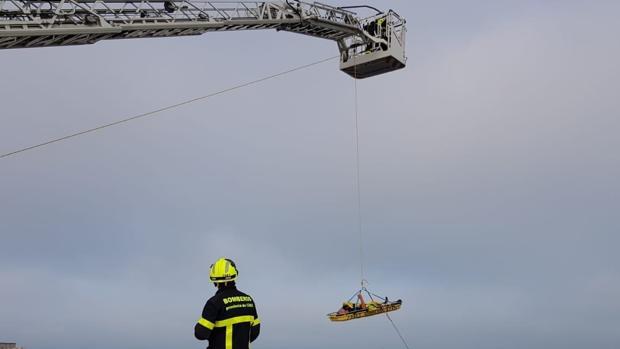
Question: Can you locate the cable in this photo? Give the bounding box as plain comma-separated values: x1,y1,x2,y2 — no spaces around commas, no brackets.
350,55,410,349
386,312,411,349
338,5,383,15
352,55,365,286
285,0,302,18
0,55,338,161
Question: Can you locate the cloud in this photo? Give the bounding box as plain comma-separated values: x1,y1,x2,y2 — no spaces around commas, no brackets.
1,2,619,349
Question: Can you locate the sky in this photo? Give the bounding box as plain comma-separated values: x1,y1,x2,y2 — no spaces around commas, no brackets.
1,1,619,349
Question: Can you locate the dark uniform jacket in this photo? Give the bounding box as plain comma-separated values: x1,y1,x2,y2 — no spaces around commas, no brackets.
195,284,260,349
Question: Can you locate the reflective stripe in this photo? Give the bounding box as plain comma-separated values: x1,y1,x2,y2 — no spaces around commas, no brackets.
213,315,255,349
252,318,260,326
198,317,215,330
214,315,255,327
225,325,233,349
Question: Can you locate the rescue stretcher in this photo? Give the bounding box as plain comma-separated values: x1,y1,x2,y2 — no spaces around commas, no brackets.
328,287,403,322
328,299,402,322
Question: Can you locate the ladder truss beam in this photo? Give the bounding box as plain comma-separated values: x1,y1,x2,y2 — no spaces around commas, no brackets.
0,1,407,78
0,0,360,49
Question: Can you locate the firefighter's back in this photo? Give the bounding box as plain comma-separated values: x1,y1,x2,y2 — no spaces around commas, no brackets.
208,287,260,349
195,258,260,349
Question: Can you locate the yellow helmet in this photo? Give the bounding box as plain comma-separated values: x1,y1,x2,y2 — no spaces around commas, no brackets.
209,258,238,283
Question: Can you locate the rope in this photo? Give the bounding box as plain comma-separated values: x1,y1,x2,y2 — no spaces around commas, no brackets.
347,289,360,303
364,288,376,303
350,54,411,349
353,54,365,287
0,56,339,161
369,291,387,301
338,5,383,15
386,312,411,349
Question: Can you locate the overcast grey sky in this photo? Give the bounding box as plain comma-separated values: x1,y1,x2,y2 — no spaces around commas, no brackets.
1,1,619,349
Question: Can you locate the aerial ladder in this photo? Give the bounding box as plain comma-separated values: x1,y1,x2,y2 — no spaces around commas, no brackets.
0,0,406,78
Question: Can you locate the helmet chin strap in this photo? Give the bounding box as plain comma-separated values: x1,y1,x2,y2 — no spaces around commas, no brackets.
214,281,234,288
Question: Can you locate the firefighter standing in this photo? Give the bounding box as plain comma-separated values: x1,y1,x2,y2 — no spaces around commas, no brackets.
195,258,260,349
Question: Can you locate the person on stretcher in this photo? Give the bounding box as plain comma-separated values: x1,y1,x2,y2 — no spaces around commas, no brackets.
337,293,386,314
